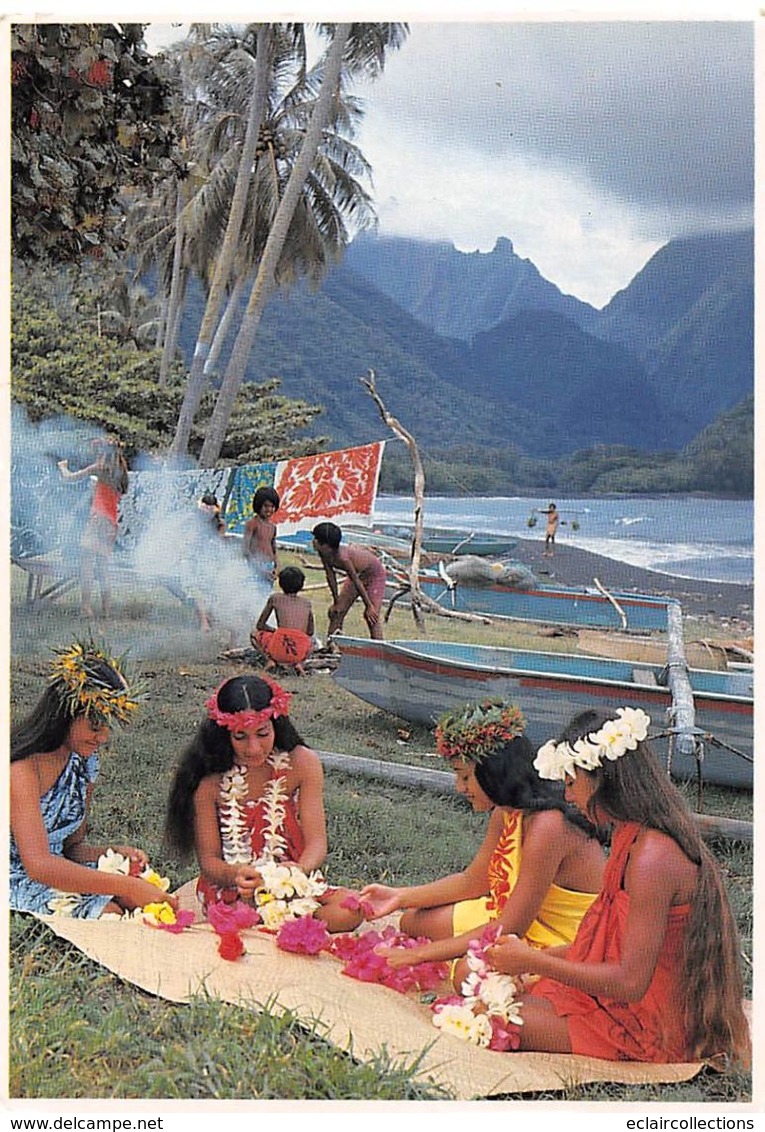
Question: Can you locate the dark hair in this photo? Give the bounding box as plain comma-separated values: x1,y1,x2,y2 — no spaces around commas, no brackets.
474,735,597,837
95,437,129,494
164,675,304,859
252,487,280,515
312,521,342,549
11,657,126,762
200,492,219,508
556,708,750,1065
278,566,305,594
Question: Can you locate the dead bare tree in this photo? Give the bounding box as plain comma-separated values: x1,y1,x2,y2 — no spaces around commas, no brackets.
360,369,492,633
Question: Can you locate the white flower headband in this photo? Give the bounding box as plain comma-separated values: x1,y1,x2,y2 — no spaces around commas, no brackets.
533,707,651,782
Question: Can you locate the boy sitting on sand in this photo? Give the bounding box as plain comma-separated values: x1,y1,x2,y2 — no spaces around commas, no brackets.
251,566,315,673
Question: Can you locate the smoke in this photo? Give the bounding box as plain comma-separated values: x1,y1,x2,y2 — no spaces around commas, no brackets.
11,404,273,649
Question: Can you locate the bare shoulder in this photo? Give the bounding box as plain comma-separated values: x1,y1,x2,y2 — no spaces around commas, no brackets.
10,758,37,790
290,744,322,775
523,807,570,842
196,774,222,804
628,828,698,892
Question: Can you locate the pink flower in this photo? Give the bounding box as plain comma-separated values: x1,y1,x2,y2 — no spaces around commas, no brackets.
340,892,375,918
488,1015,522,1052
329,930,448,994
277,915,330,955
206,899,260,935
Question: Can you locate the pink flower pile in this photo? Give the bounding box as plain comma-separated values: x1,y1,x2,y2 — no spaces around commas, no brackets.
277,914,330,955
329,927,448,994
154,910,196,935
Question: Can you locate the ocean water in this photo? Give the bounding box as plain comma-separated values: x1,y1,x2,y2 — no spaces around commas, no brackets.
373,495,754,586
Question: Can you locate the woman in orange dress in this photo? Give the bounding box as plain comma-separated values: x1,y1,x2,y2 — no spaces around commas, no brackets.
486,707,750,1066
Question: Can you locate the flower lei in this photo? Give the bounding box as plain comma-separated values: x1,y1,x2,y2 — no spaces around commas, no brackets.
534,706,651,782
431,924,524,1051
48,638,144,726
435,700,526,763
218,752,292,865
47,848,194,932
205,678,292,732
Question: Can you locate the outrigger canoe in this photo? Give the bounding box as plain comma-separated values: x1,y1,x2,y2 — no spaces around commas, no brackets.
331,636,753,790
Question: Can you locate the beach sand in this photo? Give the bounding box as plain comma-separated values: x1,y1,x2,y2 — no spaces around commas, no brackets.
511,536,753,631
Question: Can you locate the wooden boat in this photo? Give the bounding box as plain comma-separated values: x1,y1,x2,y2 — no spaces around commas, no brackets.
420,532,518,557
416,571,677,632
575,628,727,670
275,527,412,558
331,636,753,789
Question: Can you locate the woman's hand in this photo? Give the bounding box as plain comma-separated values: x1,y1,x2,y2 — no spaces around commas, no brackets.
234,864,263,901
363,605,379,627
374,944,424,969
486,933,536,975
358,883,403,919
121,877,179,912
111,844,150,870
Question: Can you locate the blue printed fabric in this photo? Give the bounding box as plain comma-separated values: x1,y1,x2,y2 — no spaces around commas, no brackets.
224,462,278,535
10,752,112,919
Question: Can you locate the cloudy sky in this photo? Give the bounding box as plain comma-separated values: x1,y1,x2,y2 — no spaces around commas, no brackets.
145,11,756,307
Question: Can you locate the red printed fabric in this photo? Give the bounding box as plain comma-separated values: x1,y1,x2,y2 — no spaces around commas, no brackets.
256,628,313,666
274,443,384,533
485,809,522,915
530,821,693,1062
196,761,306,910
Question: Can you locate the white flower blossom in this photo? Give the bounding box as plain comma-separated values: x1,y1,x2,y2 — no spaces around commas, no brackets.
433,1004,493,1047
97,848,131,874
47,892,81,916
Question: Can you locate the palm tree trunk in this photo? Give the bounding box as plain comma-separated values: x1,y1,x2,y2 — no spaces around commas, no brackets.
206,276,246,377
198,24,352,467
158,181,186,388
169,24,274,456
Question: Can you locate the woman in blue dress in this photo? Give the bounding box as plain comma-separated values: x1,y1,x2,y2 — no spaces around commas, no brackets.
10,639,176,919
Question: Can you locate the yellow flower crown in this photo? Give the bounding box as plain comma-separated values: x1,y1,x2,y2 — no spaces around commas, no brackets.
48,639,143,726
435,700,526,763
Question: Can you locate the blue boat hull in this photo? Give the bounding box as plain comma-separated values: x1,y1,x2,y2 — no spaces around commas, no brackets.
332,637,752,790
419,577,676,631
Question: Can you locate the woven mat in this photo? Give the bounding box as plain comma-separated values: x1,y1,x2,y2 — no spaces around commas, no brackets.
37,880,706,1100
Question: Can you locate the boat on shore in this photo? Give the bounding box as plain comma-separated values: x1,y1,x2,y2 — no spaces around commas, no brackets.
331,636,753,790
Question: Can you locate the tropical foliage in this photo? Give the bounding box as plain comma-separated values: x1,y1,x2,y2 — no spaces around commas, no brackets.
11,269,325,465
11,23,178,263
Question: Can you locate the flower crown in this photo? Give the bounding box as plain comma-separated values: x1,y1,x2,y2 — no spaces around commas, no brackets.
48,639,142,726
206,678,292,732
533,707,651,782
435,700,526,763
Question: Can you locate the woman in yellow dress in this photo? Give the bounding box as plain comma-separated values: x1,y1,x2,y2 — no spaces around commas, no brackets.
359,701,605,987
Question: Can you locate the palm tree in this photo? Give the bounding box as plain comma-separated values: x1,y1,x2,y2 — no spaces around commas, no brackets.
197,21,408,466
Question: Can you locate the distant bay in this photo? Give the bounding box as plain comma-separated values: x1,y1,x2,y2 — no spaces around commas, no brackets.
374,495,753,587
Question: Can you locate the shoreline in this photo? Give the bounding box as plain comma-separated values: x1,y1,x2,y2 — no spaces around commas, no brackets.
510,536,753,629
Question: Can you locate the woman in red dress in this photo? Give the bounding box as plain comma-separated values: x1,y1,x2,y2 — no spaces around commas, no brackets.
59,435,129,618
487,706,750,1067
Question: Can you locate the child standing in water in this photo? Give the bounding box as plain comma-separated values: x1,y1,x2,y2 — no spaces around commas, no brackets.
243,487,280,583
252,566,315,673
164,674,360,931
312,521,387,640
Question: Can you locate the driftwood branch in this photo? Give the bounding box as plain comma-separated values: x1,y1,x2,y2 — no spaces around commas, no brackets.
361,369,492,632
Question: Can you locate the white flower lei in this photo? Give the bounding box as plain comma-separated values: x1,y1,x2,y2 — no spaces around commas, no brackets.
534,706,651,782
432,933,524,1048
218,752,292,866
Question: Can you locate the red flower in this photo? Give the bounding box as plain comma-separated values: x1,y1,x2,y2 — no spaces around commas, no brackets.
218,932,245,961
86,59,112,87
488,1015,522,1052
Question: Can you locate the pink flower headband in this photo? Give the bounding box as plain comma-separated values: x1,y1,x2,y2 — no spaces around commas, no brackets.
205,678,292,731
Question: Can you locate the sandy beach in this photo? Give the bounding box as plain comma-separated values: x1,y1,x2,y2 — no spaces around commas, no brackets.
509,536,753,631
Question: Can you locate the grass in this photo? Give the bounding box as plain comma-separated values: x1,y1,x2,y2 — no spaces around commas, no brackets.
7,569,754,1101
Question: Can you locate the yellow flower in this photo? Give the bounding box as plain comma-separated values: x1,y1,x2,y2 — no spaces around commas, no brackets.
142,902,177,925
142,868,171,891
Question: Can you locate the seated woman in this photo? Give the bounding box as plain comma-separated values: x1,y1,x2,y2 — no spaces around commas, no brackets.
359,701,606,983
10,639,172,919
486,706,751,1066
164,674,360,932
